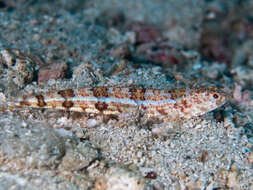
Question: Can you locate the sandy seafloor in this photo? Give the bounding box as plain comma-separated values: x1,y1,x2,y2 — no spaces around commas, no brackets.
0,0,252,189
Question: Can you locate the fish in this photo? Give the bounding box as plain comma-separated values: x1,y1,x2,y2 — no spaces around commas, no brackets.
7,86,227,122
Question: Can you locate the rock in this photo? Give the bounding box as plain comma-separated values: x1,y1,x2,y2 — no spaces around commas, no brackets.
0,120,66,170
130,22,161,44
38,62,68,83
0,49,35,88
110,44,131,59
59,142,100,171
200,34,231,64
93,167,146,190
86,119,99,128
95,10,125,28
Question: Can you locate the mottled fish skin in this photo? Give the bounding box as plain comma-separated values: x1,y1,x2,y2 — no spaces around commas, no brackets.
11,86,226,122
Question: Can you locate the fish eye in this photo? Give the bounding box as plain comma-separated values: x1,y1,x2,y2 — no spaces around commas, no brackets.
213,93,219,99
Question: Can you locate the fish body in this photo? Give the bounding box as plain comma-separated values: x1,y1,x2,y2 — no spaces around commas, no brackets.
11,86,226,122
